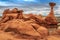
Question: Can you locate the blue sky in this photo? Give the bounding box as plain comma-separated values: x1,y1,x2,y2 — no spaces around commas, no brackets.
0,0,60,6
0,0,60,16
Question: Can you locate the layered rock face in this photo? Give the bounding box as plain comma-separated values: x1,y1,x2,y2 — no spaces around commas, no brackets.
0,2,59,40
45,2,58,28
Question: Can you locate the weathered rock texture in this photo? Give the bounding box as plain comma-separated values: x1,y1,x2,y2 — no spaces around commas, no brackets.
45,2,58,28
0,2,59,40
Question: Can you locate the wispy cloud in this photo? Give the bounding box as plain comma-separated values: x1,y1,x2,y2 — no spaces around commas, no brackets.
0,0,60,17
0,5,60,16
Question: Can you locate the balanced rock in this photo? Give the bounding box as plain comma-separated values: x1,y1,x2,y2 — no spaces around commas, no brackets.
45,2,58,25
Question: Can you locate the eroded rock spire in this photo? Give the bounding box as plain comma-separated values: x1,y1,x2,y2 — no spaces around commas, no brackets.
45,2,58,25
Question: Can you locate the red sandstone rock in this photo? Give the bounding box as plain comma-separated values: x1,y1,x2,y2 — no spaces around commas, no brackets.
37,26,49,38
56,27,60,34
0,19,41,37
11,8,18,13
18,10,23,19
3,9,10,16
47,36,60,40
45,2,58,25
0,8,24,23
29,14,45,24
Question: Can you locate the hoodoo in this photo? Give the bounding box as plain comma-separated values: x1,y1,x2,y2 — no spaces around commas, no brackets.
45,2,58,28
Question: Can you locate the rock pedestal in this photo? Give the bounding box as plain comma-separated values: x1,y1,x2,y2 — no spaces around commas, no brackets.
45,2,58,28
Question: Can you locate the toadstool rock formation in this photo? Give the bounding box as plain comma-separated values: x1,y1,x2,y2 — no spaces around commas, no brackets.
45,2,58,28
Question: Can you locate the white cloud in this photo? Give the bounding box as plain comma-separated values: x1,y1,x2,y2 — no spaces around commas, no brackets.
0,5,60,17
54,5,60,15
0,1,23,6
